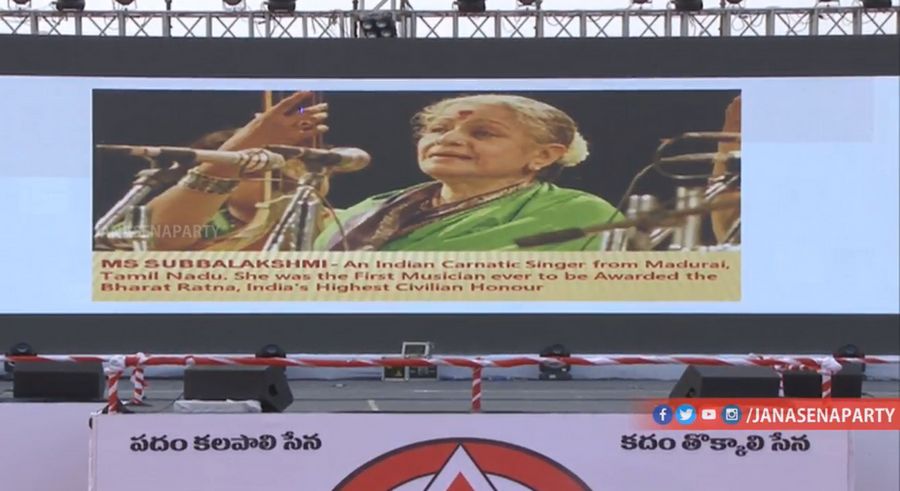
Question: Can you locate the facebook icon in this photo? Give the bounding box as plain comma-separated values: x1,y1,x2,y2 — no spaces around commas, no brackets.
652,404,673,425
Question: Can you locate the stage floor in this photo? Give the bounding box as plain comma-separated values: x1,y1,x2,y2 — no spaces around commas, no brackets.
3,379,898,412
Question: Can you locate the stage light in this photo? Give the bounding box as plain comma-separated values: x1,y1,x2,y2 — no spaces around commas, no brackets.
539,343,572,381
223,0,245,11
861,0,891,8
54,0,85,11
456,0,486,13
112,0,136,10
725,0,744,5
630,0,653,5
256,343,287,359
359,12,397,38
12,0,32,6
672,0,703,11
4,342,36,376
517,0,538,6
834,343,864,359
265,0,295,13
7,341,35,357
256,343,287,374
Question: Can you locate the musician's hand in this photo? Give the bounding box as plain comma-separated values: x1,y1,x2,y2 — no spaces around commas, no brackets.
723,95,741,133
219,91,329,152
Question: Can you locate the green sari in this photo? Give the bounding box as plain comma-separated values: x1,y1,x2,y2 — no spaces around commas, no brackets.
315,181,620,251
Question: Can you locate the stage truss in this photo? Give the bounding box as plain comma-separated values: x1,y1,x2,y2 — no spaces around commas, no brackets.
0,6,897,38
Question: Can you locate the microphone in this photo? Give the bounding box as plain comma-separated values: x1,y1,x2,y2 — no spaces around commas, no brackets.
656,150,741,165
264,145,371,174
97,144,371,175
678,132,741,143
97,145,288,173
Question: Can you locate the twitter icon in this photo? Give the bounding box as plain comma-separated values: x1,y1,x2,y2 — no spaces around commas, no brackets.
675,404,697,425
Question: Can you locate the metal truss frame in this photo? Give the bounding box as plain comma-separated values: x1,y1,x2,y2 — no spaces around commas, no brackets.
0,6,897,38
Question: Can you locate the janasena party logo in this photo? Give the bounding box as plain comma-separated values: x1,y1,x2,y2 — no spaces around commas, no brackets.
333,438,591,491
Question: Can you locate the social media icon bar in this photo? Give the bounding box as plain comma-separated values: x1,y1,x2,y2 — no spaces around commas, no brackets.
722,405,742,424
701,408,717,421
652,404,673,425
676,404,697,425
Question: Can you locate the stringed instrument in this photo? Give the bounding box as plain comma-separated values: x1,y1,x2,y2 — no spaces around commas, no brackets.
196,90,328,251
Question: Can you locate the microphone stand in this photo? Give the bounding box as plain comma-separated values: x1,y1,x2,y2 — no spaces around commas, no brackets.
260,144,369,251
93,159,187,251
595,181,738,252
590,131,741,252
262,168,328,252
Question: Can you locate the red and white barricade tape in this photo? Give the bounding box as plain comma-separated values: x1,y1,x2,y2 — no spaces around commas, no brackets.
819,356,844,399
103,355,126,414
129,352,149,405
1,353,897,412
471,366,483,413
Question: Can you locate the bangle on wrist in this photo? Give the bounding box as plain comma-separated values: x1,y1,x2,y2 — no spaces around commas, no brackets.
178,168,240,194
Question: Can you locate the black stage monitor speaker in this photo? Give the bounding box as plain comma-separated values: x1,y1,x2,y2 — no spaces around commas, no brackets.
670,365,780,398
781,364,865,398
831,363,864,398
782,371,823,398
13,361,105,401
184,366,293,413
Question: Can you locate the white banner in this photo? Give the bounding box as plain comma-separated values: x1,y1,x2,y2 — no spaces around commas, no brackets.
0,403,105,491
90,413,851,491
